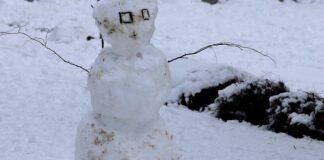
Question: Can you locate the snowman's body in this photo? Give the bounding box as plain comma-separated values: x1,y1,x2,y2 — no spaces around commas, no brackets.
75,0,180,159
75,108,178,160
88,46,170,127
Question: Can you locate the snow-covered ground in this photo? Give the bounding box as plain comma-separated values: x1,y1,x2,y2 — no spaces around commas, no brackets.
0,0,324,160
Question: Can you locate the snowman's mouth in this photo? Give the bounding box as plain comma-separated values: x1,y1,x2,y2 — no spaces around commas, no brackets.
129,31,138,39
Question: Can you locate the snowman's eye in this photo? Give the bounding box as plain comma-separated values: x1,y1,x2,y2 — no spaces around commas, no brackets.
141,9,150,20
119,11,134,24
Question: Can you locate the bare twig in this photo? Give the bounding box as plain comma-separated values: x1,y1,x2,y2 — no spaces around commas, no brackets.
44,30,49,46
168,42,276,65
0,28,89,74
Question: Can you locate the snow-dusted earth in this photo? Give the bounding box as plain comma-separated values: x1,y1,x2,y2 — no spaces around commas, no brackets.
0,0,324,160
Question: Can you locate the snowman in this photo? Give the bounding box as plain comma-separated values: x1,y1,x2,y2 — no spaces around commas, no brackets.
75,0,181,159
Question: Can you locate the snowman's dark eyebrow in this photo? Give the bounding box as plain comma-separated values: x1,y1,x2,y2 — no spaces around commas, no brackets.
141,9,150,20
119,11,134,24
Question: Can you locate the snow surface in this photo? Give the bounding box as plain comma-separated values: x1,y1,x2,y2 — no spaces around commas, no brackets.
1,0,324,160
270,92,309,107
289,113,313,125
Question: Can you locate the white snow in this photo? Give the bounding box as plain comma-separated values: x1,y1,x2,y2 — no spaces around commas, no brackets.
217,82,248,100
1,0,324,160
77,0,177,159
289,112,313,125
87,45,170,126
75,112,180,160
269,92,309,107
86,0,170,128
270,91,323,110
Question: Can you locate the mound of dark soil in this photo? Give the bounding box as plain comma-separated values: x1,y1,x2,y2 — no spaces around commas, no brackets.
177,78,241,111
214,79,289,125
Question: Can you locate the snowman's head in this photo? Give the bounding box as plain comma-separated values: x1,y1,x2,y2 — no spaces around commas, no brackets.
93,0,158,49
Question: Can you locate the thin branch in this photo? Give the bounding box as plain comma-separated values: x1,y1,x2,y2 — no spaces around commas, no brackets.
168,42,276,65
0,28,89,74
34,37,46,44
44,31,49,46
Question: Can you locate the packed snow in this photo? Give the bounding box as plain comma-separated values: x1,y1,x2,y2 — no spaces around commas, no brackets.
289,113,313,125
88,0,170,126
76,0,179,159
1,0,324,160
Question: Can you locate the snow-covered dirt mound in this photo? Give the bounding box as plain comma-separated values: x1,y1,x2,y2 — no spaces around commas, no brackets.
168,62,324,140
167,60,252,111
214,79,289,125
269,92,324,140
